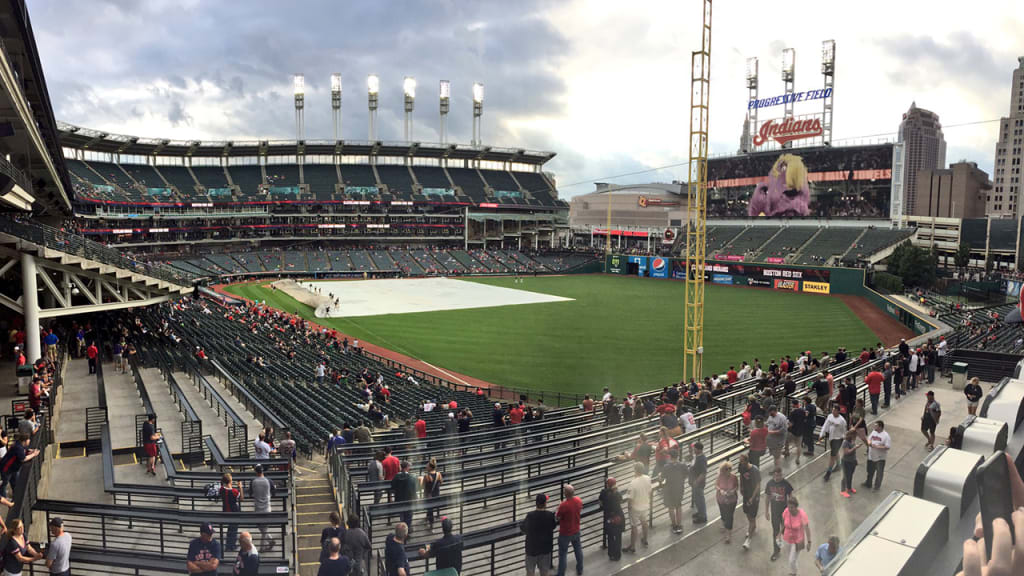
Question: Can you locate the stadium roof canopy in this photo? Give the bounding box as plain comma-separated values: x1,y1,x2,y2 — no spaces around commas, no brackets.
0,0,73,214
58,121,557,165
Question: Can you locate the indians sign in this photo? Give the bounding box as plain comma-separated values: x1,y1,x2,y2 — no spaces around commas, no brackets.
752,117,823,147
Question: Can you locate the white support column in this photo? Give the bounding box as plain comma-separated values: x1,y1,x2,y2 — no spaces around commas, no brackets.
21,253,40,363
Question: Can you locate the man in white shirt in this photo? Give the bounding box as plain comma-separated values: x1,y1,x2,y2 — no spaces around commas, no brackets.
626,462,652,552
908,350,921,389
253,432,274,460
423,400,436,413
602,388,613,403
797,353,809,372
738,363,751,380
936,337,948,374
679,410,697,433
819,406,848,482
863,421,891,491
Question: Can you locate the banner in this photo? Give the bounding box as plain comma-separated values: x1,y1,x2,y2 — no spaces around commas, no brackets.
802,281,831,294
774,279,799,291
713,273,733,285
648,256,669,278
608,255,624,274
766,257,785,264
715,254,745,262
628,256,647,277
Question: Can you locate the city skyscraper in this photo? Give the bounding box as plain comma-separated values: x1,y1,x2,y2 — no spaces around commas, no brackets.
989,57,1024,218
898,103,946,215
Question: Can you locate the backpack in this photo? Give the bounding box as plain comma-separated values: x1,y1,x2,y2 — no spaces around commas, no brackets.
204,482,222,500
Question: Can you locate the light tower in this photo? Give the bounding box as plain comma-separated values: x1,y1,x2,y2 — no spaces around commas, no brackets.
439,80,451,144
472,82,484,146
403,76,416,142
683,0,712,383
293,74,305,141
821,39,836,146
745,57,759,153
367,74,380,140
331,73,342,141
781,48,795,148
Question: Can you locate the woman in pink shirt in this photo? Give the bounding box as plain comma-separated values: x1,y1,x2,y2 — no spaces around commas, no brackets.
781,496,811,575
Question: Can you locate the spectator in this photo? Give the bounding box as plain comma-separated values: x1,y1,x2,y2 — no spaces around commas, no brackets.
839,429,859,499
764,466,794,562
43,330,58,363
417,517,463,573
17,409,37,440
381,448,400,482
598,478,624,561
391,461,418,534
738,453,761,550
233,532,259,576
555,484,584,576
964,377,983,416
421,458,443,527
278,431,298,475
787,402,807,466
318,537,350,576
3,518,42,575
801,398,818,457
653,426,679,478
0,433,39,498
765,405,788,469
414,417,427,439
187,523,222,576
142,413,161,476
748,417,768,468
219,473,243,552
384,523,410,576
921,391,941,451
521,494,557,576
882,361,894,409
864,421,891,491
866,368,883,415
781,497,812,575
44,516,71,576
624,462,651,553
251,465,274,551
661,448,687,535
320,512,345,563
819,405,847,482
716,461,739,544
341,514,370,576
86,342,98,374
815,536,840,574
690,441,708,524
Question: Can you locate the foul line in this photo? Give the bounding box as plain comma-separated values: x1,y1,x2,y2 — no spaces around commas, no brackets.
421,361,470,386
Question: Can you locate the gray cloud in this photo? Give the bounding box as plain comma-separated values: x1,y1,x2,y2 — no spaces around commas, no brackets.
876,33,1005,92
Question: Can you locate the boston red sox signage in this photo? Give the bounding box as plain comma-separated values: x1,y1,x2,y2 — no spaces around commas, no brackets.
753,117,824,147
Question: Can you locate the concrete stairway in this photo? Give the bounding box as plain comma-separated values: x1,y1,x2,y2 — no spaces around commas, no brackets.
295,459,340,576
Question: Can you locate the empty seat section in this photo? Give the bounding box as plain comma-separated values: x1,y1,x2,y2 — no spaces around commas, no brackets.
376,165,416,199
304,165,339,200
348,250,374,271
369,250,398,271
843,228,916,263
65,159,107,186
340,165,378,189
328,251,354,271
513,171,556,205
257,252,283,272
204,254,245,274
706,226,746,255
447,168,488,202
754,227,818,261
306,251,330,272
232,253,265,273
191,166,230,190
480,170,519,193
796,228,863,265
282,251,306,271
86,160,136,192
413,166,453,193
228,165,264,197
119,163,163,189
158,165,199,195
389,250,425,275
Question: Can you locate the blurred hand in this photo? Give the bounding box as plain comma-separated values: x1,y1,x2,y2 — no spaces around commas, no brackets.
959,511,1023,576
974,453,1024,539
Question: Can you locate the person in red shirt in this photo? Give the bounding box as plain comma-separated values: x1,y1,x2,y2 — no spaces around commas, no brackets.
414,418,427,439
86,342,99,374
219,472,243,552
726,366,738,384
509,403,524,425
859,348,870,363
780,359,789,374
14,347,25,367
381,448,400,481
865,369,884,415
448,400,458,410
556,484,583,576
748,417,769,469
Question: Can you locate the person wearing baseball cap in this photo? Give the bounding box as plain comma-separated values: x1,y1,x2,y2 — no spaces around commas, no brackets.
921,391,942,451
599,477,625,560
417,517,463,573
520,494,557,575
45,516,71,576
186,522,221,575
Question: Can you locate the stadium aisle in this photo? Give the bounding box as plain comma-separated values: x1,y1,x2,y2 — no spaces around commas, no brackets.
605,380,969,576
295,459,339,576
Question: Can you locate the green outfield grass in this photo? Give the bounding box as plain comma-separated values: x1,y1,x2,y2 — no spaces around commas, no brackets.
223,275,880,398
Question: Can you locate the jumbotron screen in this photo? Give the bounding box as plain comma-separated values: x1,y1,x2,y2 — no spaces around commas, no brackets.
706,143,893,219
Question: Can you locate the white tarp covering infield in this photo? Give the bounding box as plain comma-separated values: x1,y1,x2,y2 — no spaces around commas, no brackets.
296,277,573,318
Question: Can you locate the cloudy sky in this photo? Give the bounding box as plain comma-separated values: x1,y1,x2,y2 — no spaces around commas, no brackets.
30,0,1023,198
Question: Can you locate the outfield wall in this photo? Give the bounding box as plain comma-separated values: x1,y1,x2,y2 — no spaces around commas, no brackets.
604,254,939,335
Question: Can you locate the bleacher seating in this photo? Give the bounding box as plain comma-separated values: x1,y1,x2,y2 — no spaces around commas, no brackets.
753,226,817,261
715,226,777,256
480,169,520,193
376,165,417,199
66,158,107,186
413,166,453,192
448,168,488,202
120,163,164,190
705,226,745,255
795,227,863,265
229,165,265,196
842,228,916,263
340,165,378,189
156,165,198,195
304,164,339,200
190,165,230,190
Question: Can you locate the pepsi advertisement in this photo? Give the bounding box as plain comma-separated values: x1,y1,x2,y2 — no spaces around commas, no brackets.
648,256,669,278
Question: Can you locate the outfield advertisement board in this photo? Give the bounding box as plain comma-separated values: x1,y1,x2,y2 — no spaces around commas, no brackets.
628,256,647,276
713,274,733,285
774,279,799,291
608,255,624,274
648,257,670,278
802,281,831,294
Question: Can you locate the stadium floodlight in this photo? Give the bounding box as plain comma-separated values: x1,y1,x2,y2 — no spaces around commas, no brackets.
745,57,758,83
404,76,416,141
821,39,835,67
367,74,379,140
472,82,484,145
439,80,451,144
331,73,342,140
782,48,795,80
293,74,304,141
745,58,759,153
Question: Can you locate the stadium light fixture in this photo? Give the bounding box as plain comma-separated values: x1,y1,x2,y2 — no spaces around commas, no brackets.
367,74,380,95
367,74,379,140
293,74,305,96
404,76,416,141
472,83,484,145
472,82,485,103
403,76,417,98
331,73,342,140
331,73,342,94
782,48,795,79
821,39,835,67
293,74,304,141
439,80,451,144
745,57,758,82
440,80,451,100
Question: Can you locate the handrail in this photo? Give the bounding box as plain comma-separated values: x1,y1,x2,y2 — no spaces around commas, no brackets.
128,356,154,416
95,341,107,409
210,359,287,430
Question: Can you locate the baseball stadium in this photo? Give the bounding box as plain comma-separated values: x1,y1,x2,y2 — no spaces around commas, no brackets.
0,1,1020,576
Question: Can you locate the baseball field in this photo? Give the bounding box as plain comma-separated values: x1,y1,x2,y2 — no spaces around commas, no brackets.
223,274,882,397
